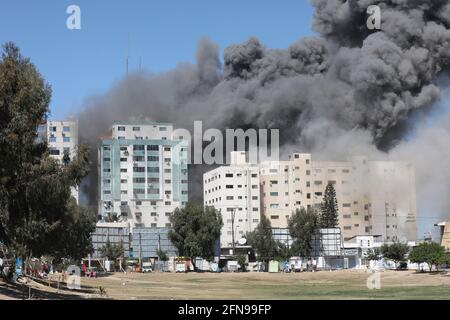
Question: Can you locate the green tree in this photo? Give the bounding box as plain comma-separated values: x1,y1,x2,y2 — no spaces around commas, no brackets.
320,183,339,228
168,203,222,268
0,43,94,269
275,242,292,261
380,241,409,267
100,239,124,261
409,242,446,272
247,215,277,262
157,249,169,262
236,254,247,272
288,207,319,258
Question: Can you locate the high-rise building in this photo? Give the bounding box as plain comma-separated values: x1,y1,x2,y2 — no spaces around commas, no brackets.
98,121,188,229
204,152,417,247
260,153,417,242
38,120,79,202
203,151,261,248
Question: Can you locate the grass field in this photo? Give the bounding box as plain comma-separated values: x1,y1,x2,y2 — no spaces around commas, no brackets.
1,270,449,300
80,270,450,300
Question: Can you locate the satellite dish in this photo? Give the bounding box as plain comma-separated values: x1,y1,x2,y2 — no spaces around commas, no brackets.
238,238,247,245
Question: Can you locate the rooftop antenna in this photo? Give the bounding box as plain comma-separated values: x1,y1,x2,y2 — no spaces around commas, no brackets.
126,33,130,75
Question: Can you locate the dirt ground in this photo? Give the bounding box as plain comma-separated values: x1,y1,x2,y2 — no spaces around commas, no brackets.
2,270,449,300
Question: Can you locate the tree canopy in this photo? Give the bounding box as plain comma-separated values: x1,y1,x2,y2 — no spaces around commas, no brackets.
168,203,222,264
247,214,278,262
0,42,95,264
409,242,447,272
288,207,319,258
380,241,409,265
320,183,339,228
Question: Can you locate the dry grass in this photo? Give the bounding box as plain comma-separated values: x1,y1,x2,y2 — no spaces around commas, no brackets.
1,270,449,300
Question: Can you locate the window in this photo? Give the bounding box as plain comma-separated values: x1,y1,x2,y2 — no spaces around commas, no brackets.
270,215,279,220
225,173,233,178
270,180,278,185
343,203,351,208
151,223,157,228
328,169,336,173
306,170,311,176
63,137,71,143
306,159,310,164
148,156,159,162
133,167,145,173
120,146,128,151
165,179,171,184
121,179,127,183
120,168,127,173
251,173,258,178
103,190,111,195
133,145,145,151
344,226,352,230
133,177,146,183
120,158,127,162
133,189,145,194
270,204,279,209
164,169,171,173
343,214,351,219
132,127,140,132
159,127,168,131
103,168,111,173
148,188,159,194
118,126,126,131
103,157,111,162
226,185,233,189
270,192,278,196
164,147,171,152
226,196,234,200
133,156,145,162
306,181,310,187
50,126,57,132
49,136,56,143
103,179,111,184
307,193,311,199
147,145,159,151
151,212,157,217
148,177,159,183
121,190,128,195
252,196,258,200
136,201,142,205
49,148,60,155
251,185,258,189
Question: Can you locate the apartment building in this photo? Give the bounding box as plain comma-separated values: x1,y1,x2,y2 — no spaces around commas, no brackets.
203,151,261,248
98,121,188,229
204,152,417,246
38,120,79,202
260,153,417,242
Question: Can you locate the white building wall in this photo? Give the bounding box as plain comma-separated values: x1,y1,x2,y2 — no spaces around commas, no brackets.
39,120,79,203
203,152,261,248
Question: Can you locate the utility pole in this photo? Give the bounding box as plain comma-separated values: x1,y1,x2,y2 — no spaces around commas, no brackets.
231,207,237,256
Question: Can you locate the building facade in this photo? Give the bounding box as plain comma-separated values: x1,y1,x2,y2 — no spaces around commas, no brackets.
203,151,261,248
260,153,417,242
204,152,418,247
98,121,188,229
38,120,79,202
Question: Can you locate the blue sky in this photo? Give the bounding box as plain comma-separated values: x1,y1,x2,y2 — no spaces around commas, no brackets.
0,0,314,120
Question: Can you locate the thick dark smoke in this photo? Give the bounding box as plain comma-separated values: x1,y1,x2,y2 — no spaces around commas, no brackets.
78,1,450,237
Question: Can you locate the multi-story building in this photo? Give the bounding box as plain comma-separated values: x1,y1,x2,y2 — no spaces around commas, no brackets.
204,152,418,247
98,121,188,229
38,120,79,202
259,153,417,242
203,151,261,248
